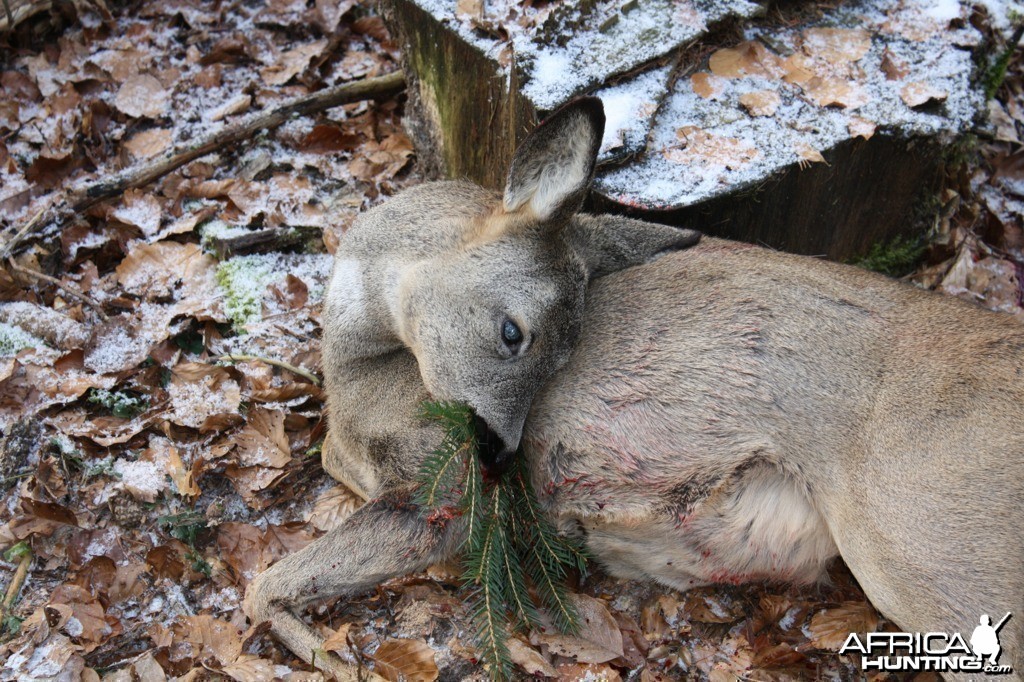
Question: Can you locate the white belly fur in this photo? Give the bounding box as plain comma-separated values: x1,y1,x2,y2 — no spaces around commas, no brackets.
577,464,839,591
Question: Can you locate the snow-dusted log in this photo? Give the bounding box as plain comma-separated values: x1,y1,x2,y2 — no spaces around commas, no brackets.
385,0,994,260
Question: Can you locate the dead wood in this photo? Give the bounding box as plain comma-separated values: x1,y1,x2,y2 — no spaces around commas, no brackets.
204,225,322,260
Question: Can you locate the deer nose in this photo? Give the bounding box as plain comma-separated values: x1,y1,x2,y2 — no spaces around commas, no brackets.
471,412,515,479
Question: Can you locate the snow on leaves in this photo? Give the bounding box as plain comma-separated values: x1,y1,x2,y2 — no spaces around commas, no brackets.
595,0,984,210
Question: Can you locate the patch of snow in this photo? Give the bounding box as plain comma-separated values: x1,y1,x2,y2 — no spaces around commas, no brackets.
112,458,166,500
111,197,162,237
520,0,761,109
85,303,179,373
527,49,575,101
84,528,118,560
411,0,761,109
596,66,671,159
779,606,800,630
0,322,46,357
24,636,72,677
972,0,1024,32
926,0,964,20
63,617,84,637
201,586,240,612
168,376,240,428
156,581,196,622
594,0,984,209
66,229,112,260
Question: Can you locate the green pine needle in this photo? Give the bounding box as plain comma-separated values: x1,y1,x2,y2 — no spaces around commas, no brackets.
417,400,589,681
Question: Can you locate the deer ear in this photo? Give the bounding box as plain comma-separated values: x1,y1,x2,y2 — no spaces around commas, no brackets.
569,215,702,279
503,97,605,225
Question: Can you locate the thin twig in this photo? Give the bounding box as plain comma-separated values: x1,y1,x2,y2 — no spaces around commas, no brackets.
216,353,321,386
1,551,31,626
0,204,48,261
7,258,109,320
1,0,15,30
0,70,406,258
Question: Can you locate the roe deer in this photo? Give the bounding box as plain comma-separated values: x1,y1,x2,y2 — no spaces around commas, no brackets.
245,97,1024,681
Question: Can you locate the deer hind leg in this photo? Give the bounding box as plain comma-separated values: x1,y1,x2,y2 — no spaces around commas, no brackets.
244,489,464,680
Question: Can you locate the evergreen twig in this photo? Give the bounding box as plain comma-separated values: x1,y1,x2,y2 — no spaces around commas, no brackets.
416,400,589,680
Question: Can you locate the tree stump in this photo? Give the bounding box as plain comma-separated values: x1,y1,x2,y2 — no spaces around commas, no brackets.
384,0,989,260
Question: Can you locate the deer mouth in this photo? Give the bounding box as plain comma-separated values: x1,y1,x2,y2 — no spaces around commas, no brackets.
472,412,515,479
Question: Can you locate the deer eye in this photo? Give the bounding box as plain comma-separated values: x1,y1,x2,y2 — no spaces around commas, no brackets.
501,318,523,348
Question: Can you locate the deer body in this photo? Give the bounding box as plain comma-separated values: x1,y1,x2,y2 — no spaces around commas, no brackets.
525,236,1024,660
245,99,1023,680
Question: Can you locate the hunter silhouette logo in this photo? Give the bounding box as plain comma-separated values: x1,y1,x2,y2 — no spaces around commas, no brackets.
971,613,1012,666
839,613,1014,675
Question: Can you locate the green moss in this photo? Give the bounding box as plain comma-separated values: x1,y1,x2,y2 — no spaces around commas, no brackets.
943,133,979,169
0,322,44,357
851,235,926,278
158,510,208,547
983,24,1024,100
87,388,149,419
215,256,278,331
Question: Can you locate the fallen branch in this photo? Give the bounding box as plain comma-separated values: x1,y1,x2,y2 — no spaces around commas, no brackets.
0,70,406,259
1,543,31,634
216,353,321,386
205,225,322,260
7,258,109,319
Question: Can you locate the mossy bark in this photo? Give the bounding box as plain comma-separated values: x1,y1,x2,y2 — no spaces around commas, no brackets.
381,0,536,190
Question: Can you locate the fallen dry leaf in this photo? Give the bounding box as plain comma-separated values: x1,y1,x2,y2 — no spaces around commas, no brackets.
795,142,827,167
808,601,879,650
690,72,727,100
556,662,622,681
114,74,170,118
848,116,877,140
739,89,781,117
307,485,363,532
508,637,557,677
235,408,292,468
261,39,329,86
167,444,201,497
124,128,173,159
803,77,869,109
321,623,353,654
207,93,251,121
901,81,948,108
781,53,815,85
666,127,758,169
167,362,242,430
708,41,782,79
683,591,744,624
49,584,121,652
371,637,439,682
115,241,214,297
7,498,79,538
880,49,909,80
456,0,483,18
173,614,244,664
110,189,163,237
536,594,624,664
220,655,279,681
801,28,872,63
